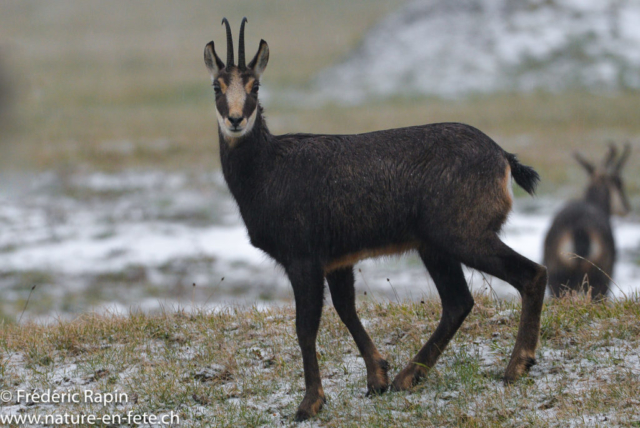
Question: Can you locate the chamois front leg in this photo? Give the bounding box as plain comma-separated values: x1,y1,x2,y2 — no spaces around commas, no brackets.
286,259,326,422
326,266,389,395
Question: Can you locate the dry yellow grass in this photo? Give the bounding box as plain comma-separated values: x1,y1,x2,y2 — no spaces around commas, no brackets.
1,294,639,426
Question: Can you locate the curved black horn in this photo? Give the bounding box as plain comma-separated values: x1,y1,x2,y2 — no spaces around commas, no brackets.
238,17,248,69
221,17,234,67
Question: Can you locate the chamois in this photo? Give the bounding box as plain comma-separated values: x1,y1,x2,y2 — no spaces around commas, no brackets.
204,18,547,421
544,144,631,299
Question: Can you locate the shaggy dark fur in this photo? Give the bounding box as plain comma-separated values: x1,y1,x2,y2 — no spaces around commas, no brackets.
544,144,631,299
222,114,534,267
204,18,548,422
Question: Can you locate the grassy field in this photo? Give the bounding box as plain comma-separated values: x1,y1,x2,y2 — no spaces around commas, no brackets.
1,294,640,426
0,1,400,170
1,1,639,199
1,5,639,425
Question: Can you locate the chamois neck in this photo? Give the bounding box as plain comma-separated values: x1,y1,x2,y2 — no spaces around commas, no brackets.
218,105,273,196
584,180,611,216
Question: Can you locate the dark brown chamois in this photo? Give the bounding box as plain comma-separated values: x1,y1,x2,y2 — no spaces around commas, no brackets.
204,18,547,421
544,144,631,299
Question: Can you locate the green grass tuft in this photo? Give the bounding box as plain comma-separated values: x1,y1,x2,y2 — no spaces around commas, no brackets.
1,295,639,426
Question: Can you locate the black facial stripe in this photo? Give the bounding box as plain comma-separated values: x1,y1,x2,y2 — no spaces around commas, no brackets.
216,96,229,117
242,96,257,119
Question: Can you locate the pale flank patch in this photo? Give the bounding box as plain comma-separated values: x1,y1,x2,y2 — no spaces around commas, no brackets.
504,164,514,206
588,231,603,260
324,242,419,273
558,231,576,265
558,229,603,263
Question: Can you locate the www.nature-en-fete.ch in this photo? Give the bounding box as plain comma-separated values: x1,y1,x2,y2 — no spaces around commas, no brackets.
0,411,180,426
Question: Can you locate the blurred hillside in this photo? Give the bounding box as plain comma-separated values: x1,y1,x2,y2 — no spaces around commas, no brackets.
0,0,638,194
0,1,399,170
318,0,640,102
0,54,13,130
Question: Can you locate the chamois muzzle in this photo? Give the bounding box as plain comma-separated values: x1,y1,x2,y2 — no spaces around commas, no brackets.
228,116,244,129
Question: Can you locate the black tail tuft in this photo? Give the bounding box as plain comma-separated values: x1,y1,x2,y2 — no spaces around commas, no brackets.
507,153,539,196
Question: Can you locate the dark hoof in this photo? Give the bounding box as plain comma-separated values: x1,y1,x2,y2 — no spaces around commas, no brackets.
294,409,311,422
365,384,388,397
504,351,537,384
365,358,390,396
502,375,516,385
524,357,536,370
388,382,402,392
391,362,427,392
379,358,390,371
389,374,416,392
389,378,416,392
294,394,326,422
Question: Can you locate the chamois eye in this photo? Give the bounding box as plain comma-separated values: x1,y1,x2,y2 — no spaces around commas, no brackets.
251,83,259,94
213,84,222,96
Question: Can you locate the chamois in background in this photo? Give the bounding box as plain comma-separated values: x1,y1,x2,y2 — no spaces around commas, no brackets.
544,144,631,299
204,18,548,421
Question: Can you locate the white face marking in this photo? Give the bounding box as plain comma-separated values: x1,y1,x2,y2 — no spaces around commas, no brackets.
226,71,246,118
244,107,258,134
216,103,258,142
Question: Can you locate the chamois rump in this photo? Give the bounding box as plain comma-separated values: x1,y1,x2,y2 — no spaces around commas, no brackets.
544,144,631,299
204,18,548,421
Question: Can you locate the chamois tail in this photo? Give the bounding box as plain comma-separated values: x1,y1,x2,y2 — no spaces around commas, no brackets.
507,153,539,196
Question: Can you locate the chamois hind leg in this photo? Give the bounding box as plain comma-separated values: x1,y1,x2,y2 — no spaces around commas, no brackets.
588,268,611,301
327,267,389,395
456,235,547,383
286,259,326,421
392,247,474,391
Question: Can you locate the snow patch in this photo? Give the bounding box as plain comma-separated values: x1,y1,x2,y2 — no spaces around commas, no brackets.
316,0,640,102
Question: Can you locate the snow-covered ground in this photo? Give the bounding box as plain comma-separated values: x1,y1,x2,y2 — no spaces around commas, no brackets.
316,0,640,102
0,171,639,321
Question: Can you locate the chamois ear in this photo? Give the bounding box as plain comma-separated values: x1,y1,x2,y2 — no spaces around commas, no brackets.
248,39,269,78
574,152,595,176
204,41,225,82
